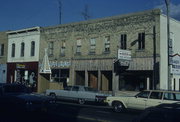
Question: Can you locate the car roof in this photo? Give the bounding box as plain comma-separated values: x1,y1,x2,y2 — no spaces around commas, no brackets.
143,90,180,94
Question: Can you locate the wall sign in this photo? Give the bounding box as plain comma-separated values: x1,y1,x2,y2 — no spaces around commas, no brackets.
118,49,131,61
171,54,180,75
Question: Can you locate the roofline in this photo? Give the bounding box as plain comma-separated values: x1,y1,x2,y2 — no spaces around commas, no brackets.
6,26,40,34
43,9,162,30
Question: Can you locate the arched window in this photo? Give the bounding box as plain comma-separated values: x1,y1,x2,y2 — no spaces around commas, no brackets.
21,42,25,57
11,43,15,57
31,41,35,56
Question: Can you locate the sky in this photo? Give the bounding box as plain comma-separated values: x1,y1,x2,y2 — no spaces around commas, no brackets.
0,0,180,31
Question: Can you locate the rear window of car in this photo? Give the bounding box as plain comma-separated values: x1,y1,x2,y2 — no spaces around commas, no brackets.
163,92,180,101
150,92,163,100
164,93,175,100
72,86,79,91
84,87,98,92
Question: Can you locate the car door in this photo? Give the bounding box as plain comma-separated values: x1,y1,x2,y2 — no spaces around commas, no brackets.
146,91,163,108
127,91,150,110
70,86,79,100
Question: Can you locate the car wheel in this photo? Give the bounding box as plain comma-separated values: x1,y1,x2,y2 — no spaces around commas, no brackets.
78,99,85,104
50,93,57,99
113,102,125,113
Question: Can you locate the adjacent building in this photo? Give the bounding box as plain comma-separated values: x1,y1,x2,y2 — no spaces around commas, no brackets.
0,32,7,83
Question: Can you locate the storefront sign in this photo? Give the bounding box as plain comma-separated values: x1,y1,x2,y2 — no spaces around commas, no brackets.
16,64,26,69
118,49,131,61
171,54,180,75
119,60,130,66
50,61,71,68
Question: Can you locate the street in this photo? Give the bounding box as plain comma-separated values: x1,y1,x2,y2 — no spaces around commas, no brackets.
0,101,141,122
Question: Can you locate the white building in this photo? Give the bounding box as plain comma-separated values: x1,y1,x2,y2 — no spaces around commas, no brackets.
6,27,40,91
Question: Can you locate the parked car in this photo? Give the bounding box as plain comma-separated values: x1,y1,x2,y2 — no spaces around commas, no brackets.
46,85,111,104
105,90,180,112
132,102,180,122
0,83,56,113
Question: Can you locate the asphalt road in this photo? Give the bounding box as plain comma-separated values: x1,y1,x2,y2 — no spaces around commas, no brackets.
51,101,141,122
0,101,141,122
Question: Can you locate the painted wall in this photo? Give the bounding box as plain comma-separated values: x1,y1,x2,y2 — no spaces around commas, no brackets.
7,27,40,63
160,15,180,90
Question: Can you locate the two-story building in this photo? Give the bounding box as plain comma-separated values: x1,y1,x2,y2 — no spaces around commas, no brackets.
6,27,40,91
38,9,180,94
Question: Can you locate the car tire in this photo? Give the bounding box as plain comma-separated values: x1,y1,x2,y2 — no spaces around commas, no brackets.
78,99,85,104
113,102,125,113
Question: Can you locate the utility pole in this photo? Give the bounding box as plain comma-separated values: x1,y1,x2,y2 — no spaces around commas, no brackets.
165,0,172,90
153,26,156,90
81,4,91,20
58,0,62,24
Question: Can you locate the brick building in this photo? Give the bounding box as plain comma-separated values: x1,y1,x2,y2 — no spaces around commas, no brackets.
3,9,180,94
38,9,163,94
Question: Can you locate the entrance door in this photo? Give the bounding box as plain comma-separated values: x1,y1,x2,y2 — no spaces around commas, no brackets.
88,71,98,89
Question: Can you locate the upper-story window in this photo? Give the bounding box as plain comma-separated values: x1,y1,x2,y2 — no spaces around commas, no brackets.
89,38,96,54
60,41,66,56
11,43,15,57
31,41,35,56
138,32,145,50
0,44,4,56
20,42,25,57
104,36,110,53
120,34,127,50
76,39,81,54
48,42,54,56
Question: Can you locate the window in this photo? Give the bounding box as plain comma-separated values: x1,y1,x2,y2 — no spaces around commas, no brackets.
136,91,150,98
20,42,25,57
89,38,96,54
76,39,81,54
174,78,176,91
104,36,110,53
149,92,162,99
31,41,35,56
120,34,127,49
138,32,145,50
164,93,175,100
11,43,15,57
48,42,54,56
0,44,4,56
175,93,180,101
60,41,66,56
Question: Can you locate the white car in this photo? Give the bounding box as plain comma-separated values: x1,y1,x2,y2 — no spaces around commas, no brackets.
105,90,180,112
46,85,111,104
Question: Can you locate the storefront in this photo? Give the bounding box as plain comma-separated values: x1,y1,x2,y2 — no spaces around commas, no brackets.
50,60,71,88
7,62,38,91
